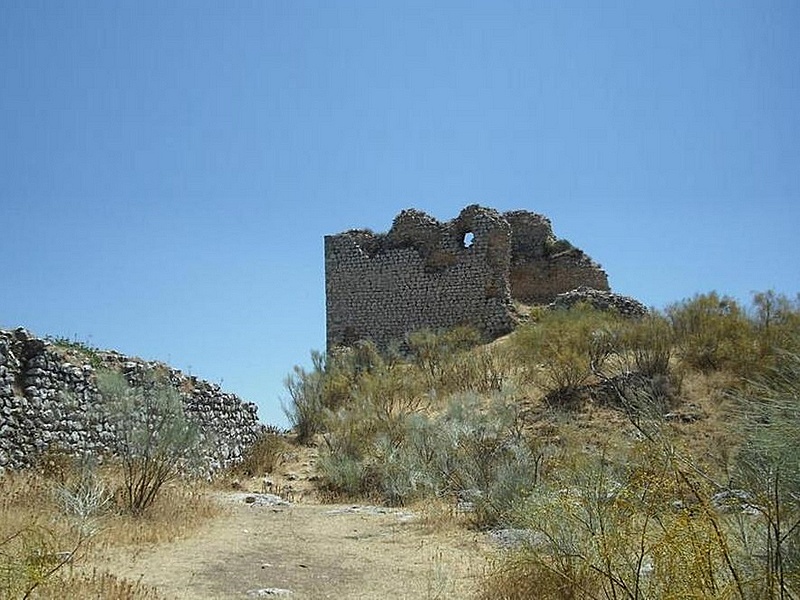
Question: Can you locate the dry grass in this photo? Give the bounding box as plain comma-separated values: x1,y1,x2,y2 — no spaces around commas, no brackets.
32,570,165,600
227,431,290,478
411,497,473,536
96,479,221,548
0,465,220,599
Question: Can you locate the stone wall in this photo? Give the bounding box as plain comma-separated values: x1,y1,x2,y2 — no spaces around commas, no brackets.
505,210,610,304
325,205,610,350
0,328,263,472
549,286,648,318
325,206,516,350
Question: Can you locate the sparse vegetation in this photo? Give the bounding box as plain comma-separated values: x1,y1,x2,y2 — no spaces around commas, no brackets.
46,335,104,368
231,430,289,477
283,289,800,599
0,457,213,599
3,289,799,598
97,370,204,516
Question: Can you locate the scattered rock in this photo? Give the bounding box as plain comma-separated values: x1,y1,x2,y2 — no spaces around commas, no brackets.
246,588,293,597
663,405,705,423
712,489,759,515
325,505,416,522
487,528,545,550
228,493,290,508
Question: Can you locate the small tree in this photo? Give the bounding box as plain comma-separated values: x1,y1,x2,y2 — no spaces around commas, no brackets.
282,351,328,444
97,370,201,515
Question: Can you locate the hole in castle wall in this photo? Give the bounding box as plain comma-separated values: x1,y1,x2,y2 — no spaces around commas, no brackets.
462,232,475,248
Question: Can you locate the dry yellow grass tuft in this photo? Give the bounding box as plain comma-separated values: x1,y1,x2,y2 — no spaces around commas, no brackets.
0,464,220,599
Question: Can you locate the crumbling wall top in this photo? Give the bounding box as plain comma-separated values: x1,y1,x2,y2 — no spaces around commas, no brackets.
334,205,512,273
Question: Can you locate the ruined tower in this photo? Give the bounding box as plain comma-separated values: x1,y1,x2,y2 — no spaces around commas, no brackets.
325,205,609,350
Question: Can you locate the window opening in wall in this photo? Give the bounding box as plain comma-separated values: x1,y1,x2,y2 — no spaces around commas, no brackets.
463,231,475,248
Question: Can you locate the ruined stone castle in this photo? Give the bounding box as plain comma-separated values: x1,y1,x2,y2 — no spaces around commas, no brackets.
325,205,610,350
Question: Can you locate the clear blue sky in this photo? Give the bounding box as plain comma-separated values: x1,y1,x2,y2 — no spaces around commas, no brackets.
2,1,798,427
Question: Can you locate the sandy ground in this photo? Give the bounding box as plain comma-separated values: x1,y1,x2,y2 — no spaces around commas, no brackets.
97,493,489,600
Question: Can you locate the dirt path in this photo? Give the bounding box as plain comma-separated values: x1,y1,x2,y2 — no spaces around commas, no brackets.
98,493,489,599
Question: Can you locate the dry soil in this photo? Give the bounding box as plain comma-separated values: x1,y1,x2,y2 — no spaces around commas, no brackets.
96,492,489,600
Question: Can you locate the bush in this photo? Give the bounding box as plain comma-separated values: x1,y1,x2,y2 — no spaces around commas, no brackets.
282,351,328,443
284,343,406,444
0,460,110,599
511,305,622,403
587,314,680,413
620,313,674,378
0,525,69,599
407,326,482,389
752,290,800,359
483,340,800,600
97,370,202,516
730,352,800,597
485,439,747,600
317,389,544,527
668,293,757,374
232,432,289,477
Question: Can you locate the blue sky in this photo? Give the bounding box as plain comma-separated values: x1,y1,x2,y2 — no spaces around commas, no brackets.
2,1,798,427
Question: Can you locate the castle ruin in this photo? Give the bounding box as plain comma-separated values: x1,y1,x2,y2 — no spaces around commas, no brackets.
325,205,610,350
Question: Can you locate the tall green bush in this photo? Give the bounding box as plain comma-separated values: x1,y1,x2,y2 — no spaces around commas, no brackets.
282,351,328,443
668,293,756,374
317,389,544,527
752,291,800,358
97,370,202,516
486,437,750,600
407,326,482,390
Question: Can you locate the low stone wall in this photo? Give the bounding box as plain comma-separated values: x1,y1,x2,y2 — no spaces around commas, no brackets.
549,286,648,318
0,328,263,472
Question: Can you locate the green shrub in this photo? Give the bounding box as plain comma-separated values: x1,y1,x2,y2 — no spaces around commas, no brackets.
282,351,328,443
0,462,109,599
668,292,757,374
317,397,428,502
439,345,514,394
97,370,202,516
284,342,415,444
621,313,674,378
586,314,680,413
544,237,575,256
232,432,289,477
486,439,747,600
511,304,622,403
317,389,544,525
407,326,483,391
730,352,800,597
752,290,800,359
0,525,66,599
483,343,800,600
46,335,104,368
